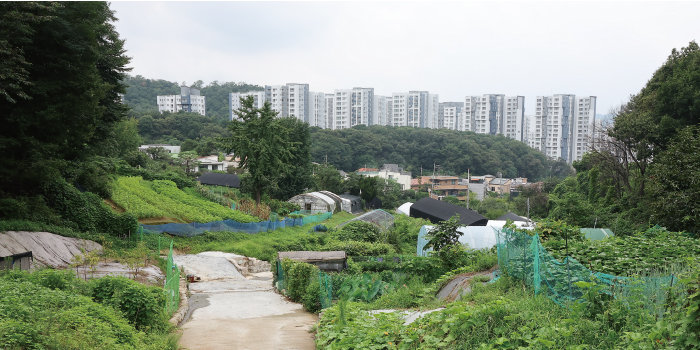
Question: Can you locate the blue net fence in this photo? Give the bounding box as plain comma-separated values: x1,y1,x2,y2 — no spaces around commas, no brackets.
140,212,332,237
497,227,680,315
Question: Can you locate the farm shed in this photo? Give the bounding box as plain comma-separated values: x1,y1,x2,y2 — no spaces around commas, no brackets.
288,192,338,214
197,172,240,188
410,198,488,226
337,209,395,231
339,194,362,213
0,251,33,271
277,251,347,272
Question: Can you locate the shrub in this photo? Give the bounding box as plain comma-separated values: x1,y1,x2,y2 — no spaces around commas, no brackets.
279,259,324,312
336,221,382,242
89,276,168,331
264,198,300,216
41,177,137,236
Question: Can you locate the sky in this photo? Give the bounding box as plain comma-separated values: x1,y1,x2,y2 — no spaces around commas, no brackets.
111,1,700,115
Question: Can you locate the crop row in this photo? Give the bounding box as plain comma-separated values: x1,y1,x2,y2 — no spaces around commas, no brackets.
111,176,258,223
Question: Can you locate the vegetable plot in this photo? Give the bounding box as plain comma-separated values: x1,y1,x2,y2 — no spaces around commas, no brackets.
111,176,259,223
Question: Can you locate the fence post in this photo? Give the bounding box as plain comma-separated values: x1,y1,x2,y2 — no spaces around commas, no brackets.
531,234,541,294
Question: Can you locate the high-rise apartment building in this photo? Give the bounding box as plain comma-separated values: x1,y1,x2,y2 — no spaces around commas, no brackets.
462,94,524,140
330,88,375,129
438,102,464,130
264,85,288,117
389,93,408,126
504,96,526,141
308,92,326,128
373,96,389,126
332,89,352,130
325,93,335,130
229,91,265,120
389,91,438,128
351,87,374,126
286,83,309,122
531,94,596,163
157,86,206,116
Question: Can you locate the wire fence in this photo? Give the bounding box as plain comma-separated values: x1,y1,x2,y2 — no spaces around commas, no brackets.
140,212,332,237
497,227,679,315
164,240,179,315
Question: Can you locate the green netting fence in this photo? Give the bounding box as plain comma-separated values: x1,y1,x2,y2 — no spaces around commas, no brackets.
164,240,180,315
497,227,678,315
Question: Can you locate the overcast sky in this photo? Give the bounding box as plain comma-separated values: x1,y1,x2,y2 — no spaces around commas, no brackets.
111,1,699,115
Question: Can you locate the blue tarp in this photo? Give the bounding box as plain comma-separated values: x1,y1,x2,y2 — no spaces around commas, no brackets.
141,212,331,237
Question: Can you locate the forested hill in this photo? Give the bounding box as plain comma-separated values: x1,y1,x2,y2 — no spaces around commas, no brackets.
310,126,571,180
122,75,263,119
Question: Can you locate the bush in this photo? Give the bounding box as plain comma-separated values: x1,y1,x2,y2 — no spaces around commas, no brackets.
41,177,137,236
264,198,300,216
336,221,382,242
89,276,168,331
279,259,323,312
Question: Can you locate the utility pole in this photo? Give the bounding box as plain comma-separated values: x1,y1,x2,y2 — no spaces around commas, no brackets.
467,168,470,210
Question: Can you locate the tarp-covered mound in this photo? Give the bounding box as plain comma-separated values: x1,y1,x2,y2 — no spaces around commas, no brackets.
0,231,102,268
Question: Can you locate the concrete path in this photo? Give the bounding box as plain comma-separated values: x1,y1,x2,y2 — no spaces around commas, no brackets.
175,252,318,350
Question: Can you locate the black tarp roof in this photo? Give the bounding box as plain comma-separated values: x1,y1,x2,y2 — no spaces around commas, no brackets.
197,172,240,188
410,198,488,226
497,212,528,222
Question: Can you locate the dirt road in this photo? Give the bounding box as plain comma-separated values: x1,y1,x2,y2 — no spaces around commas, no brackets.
175,252,318,350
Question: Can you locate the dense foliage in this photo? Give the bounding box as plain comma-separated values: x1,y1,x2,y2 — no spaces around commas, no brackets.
122,75,263,120
0,269,175,350
316,271,698,349
548,42,700,235
310,125,571,180
544,226,700,275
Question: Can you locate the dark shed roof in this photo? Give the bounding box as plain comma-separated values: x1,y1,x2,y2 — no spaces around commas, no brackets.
410,198,488,226
497,212,528,222
197,172,240,188
278,251,347,262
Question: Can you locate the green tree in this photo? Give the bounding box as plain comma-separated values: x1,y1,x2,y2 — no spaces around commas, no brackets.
270,117,313,200
426,214,462,252
112,118,142,157
222,96,295,204
647,126,700,233
313,164,345,194
0,2,130,195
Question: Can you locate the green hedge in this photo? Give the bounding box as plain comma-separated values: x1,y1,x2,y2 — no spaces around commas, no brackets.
279,259,323,313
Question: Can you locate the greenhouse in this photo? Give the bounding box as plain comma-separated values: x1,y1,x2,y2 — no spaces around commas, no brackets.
337,209,395,231
287,192,338,213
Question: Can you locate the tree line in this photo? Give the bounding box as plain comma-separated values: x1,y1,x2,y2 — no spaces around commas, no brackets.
310,126,572,180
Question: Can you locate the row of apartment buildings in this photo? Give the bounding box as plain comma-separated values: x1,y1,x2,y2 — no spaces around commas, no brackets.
229,85,596,164
155,84,596,164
